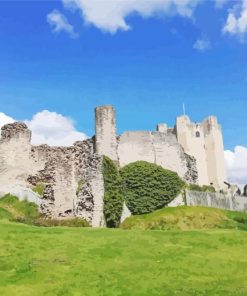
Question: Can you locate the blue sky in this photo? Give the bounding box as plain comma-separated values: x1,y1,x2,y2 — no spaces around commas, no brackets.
0,0,247,183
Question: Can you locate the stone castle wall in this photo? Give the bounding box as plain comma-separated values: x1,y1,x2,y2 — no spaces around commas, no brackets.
0,104,227,227
186,190,247,212
95,106,199,184
117,130,198,183
0,123,105,227
95,105,227,188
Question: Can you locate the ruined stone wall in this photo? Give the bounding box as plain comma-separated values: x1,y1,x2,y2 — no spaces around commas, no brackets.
117,129,198,183
0,123,38,193
2,105,226,226
186,190,247,212
0,123,105,227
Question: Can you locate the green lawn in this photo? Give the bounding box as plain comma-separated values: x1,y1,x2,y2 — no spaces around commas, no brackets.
1,196,247,295
0,220,247,295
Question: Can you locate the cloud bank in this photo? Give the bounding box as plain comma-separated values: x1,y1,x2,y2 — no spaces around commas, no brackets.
62,0,200,33
45,0,247,42
0,111,87,146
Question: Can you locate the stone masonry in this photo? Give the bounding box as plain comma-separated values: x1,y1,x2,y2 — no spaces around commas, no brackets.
95,105,226,188
0,122,105,227
0,104,227,226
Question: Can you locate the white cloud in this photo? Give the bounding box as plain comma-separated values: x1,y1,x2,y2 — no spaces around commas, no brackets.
223,0,247,37
225,146,247,185
0,112,15,127
193,35,211,51
47,9,77,38
0,111,87,146
63,0,200,34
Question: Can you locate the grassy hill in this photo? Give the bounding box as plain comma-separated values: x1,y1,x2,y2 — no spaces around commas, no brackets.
120,206,247,231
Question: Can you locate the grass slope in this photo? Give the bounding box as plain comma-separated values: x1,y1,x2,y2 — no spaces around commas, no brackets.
0,221,247,295
0,194,89,227
1,198,247,295
0,194,40,222
121,206,247,231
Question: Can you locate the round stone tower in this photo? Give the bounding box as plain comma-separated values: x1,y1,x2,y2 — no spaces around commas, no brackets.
95,105,118,161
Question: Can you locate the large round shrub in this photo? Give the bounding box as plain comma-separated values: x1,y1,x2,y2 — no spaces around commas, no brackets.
102,156,124,228
120,161,185,215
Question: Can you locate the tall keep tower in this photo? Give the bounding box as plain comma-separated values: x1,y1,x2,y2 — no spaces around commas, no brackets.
175,115,226,188
176,115,209,186
202,116,227,188
95,105,118,161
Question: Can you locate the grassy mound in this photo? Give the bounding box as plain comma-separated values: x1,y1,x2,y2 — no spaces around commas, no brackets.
0,194,90,227
120,206,247,231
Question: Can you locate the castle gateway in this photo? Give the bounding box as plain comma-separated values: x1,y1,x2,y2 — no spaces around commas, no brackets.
0,105,227,226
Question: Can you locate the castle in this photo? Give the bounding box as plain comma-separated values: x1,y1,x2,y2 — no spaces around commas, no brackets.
0,105,227,226
95,105,226,188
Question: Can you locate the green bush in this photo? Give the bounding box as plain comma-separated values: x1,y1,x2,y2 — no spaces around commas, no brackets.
120,161,185,215
28,218,90,227
188,184,216,192
76,179,84,195
102,156,124,228
0,194,19,204
0,194,40,220
202,185,216,192
32,182,45,196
